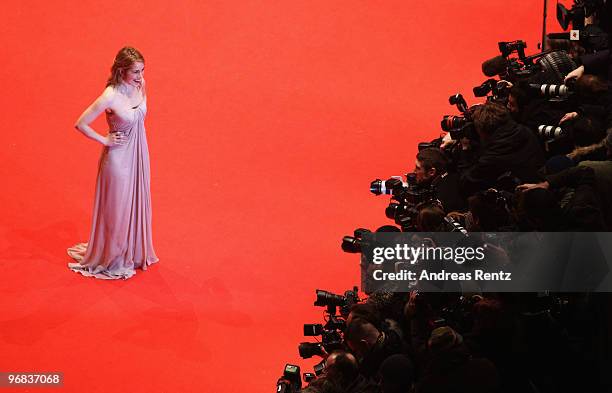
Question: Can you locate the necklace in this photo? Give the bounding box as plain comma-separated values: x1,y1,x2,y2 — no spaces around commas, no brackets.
117,83,141,106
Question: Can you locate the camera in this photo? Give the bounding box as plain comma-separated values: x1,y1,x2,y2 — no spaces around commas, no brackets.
366,172,437,232
527,78,576,100
538,125,568,140
342,228,372,253
473,79,511,102
315,287,360,317
393,173,435,206
298,325,343,358
384,173,436,231
441,115,470,131
418,137,443,151
537,125,574,154
499,46,577,84
444,216,468,236
499,40,527,59
441,93,479,141
276,364,302,393
313,359,326,376
528,83,572,98
370,176,405,196
298,288,360,360
303,373,316,384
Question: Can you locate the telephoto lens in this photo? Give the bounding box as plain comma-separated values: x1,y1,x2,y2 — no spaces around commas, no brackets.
314,289,345,307
444,216,469,236
538,125,567,140
529,83,570,97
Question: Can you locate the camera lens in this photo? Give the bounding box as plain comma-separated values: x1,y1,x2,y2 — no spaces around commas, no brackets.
370,179,384,195
341,236,361,253
441,115,468,131
298,342,325,359
538,125,566,140
314,290,345,307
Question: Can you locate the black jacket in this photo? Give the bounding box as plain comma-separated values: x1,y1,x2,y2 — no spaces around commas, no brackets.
359,330,409,379
581,49,612,130
416,345,499,393
546,165,607,231
556,160,612,228
460,120,545,195
432,171,467,213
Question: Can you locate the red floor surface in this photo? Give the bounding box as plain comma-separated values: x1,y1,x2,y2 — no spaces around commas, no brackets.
1,1,556,392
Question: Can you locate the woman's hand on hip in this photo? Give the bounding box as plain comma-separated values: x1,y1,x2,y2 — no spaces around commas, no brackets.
104,132,127,147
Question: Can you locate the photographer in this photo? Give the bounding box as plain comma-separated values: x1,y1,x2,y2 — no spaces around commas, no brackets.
344,316,409,379
555,75,608,147
517,161,608,231
507,85,566,135
466,190,513,231
302,351,379,393
379,354,415,393
458,102,545,196
415,326,499,393
415,148,467,213
566,49,612,132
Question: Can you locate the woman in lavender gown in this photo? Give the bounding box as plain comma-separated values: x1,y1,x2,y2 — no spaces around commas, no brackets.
68,47,159,279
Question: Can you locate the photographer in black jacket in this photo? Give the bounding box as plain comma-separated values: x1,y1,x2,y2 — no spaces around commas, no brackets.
566,49,612,132
344,316,409,379
414,148,467,213
459,102,545,196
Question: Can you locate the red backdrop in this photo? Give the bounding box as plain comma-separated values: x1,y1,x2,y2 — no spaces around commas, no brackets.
0,1,563,392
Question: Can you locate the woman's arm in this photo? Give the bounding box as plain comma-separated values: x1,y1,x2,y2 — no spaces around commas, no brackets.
74,88,126,146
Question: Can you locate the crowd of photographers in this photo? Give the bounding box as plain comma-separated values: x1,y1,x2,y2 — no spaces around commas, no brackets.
357,1,612,235
282,290,611,393
279,1,612,392
374,41,612,233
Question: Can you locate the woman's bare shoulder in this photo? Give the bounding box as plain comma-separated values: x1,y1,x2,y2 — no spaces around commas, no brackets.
97,86,119,108
102,85,118,100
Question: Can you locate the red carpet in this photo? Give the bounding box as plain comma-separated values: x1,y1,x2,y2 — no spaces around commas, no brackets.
0,1,553,391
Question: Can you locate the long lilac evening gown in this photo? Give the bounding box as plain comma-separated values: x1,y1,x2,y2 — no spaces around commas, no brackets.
67,96,159,279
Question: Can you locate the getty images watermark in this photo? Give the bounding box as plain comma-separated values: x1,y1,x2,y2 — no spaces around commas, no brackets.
371,242,511,282
359,232,612,292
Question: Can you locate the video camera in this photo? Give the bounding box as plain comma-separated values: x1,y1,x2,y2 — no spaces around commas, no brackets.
482,39,577,84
